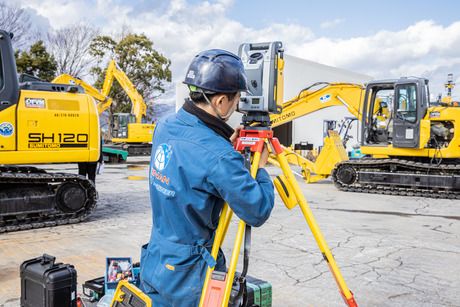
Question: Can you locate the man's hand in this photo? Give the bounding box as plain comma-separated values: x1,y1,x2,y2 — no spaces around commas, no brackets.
230,125,243,144
258,144,269,168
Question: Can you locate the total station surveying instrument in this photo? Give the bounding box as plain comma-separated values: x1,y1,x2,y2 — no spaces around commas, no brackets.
199,42,358,306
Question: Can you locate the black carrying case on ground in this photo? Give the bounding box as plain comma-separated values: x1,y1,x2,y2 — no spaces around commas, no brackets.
20,254,77,307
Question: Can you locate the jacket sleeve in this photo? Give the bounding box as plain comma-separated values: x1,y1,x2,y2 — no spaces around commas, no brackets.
207,150,274,227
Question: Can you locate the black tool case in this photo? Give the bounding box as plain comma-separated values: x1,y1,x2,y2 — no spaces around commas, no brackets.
82,276,105,301
20,254,77,307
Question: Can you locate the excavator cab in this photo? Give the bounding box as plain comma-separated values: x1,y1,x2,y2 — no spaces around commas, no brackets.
361,78,428,148
110,112,154,154
111,113,136,139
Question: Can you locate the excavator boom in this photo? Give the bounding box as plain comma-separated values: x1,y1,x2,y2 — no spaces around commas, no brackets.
102,60,147,123
270,82,365,127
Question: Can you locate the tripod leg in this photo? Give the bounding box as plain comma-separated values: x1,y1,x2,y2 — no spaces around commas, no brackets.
218,206,234,248
221,151,261,307
200,151,262,307
199,203,232,307
271,138,357,307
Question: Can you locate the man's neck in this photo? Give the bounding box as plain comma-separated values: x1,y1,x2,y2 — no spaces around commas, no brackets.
195,102,218,118
182,99,234,141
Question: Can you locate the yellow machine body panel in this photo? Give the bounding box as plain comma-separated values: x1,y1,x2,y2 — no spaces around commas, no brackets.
112,122,155,144
361,106,460,158
0,90,100,164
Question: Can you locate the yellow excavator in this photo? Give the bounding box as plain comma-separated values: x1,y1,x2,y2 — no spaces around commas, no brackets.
0,30,100,232
270,77,460,198
53,60,155,156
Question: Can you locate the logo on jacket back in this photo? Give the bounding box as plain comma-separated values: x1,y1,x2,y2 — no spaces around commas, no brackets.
0,122,14,137
154,143,172,171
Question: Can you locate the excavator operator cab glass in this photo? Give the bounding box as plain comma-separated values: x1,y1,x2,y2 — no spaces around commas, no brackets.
128,114,136,123
0,31,19,112
395,84,417,123
111,113,130,139
0,52,3,90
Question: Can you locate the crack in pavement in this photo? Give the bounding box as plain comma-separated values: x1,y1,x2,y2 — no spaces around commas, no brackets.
388,292,412,299
414,198,431,214
431,225,453,235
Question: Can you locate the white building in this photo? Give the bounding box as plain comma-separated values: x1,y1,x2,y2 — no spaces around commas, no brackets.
176,54,371,150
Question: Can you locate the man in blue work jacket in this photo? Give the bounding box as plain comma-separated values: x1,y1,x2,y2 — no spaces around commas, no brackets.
140,49,275,306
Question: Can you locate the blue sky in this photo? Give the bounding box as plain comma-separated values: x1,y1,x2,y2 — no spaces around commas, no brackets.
226,0,460,38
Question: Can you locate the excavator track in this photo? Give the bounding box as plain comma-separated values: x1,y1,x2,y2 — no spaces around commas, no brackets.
332,158,460,199
0,166,97,233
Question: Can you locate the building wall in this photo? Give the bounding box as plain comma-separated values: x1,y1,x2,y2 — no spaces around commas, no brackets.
175,54,372,149
283,54,371,149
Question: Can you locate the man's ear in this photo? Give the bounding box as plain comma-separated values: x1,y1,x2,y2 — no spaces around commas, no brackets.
213,94,227,108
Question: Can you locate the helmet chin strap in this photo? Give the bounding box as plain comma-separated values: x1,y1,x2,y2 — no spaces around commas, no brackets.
201,89,233,122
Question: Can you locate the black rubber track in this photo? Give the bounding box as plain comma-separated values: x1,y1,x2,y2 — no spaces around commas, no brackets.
331,158,460,200
0,166,97,233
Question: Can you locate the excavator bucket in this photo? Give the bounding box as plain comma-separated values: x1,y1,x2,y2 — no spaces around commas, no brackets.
313,130,349,176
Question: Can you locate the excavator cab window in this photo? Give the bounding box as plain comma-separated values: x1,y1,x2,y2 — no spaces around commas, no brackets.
0,52,4,90
111,113,131,139
0,31,19,111
363,86,394,145
128,114,136,124
395,84,417,123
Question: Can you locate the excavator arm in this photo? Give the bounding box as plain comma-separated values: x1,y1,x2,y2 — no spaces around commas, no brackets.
102,60,147,123
270,82,365,127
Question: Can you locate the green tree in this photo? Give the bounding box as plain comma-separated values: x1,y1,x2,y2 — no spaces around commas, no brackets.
15,41,57,81
89,33,172,116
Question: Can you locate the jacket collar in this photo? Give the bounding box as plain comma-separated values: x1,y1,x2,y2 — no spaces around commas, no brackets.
179,99,234,142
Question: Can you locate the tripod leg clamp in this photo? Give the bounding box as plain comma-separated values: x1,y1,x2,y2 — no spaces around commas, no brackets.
273,175,298,210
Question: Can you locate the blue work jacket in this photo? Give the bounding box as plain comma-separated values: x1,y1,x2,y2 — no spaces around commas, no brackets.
140,107,274,306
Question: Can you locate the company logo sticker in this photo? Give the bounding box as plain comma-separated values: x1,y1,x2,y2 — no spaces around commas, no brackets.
186,70,196,80
0,122,14,137
320,94,331,103
154,143,173,171
25,98,46,108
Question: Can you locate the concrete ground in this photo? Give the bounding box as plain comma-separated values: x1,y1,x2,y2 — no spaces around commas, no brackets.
1,157,459,306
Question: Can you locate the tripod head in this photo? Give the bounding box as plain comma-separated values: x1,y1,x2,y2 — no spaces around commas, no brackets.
241,112,272,128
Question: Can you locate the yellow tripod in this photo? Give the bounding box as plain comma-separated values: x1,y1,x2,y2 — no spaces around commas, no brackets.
199,126,358,307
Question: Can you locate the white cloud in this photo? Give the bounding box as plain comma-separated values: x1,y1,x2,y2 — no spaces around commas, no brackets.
12,0,460,101
287,20,460,93
320,18,345,29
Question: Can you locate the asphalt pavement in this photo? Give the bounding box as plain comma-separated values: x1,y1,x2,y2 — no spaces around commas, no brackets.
0,158,459,306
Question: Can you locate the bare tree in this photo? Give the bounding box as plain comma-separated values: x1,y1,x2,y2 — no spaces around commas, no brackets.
47,24,99,77
0,1,32,49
